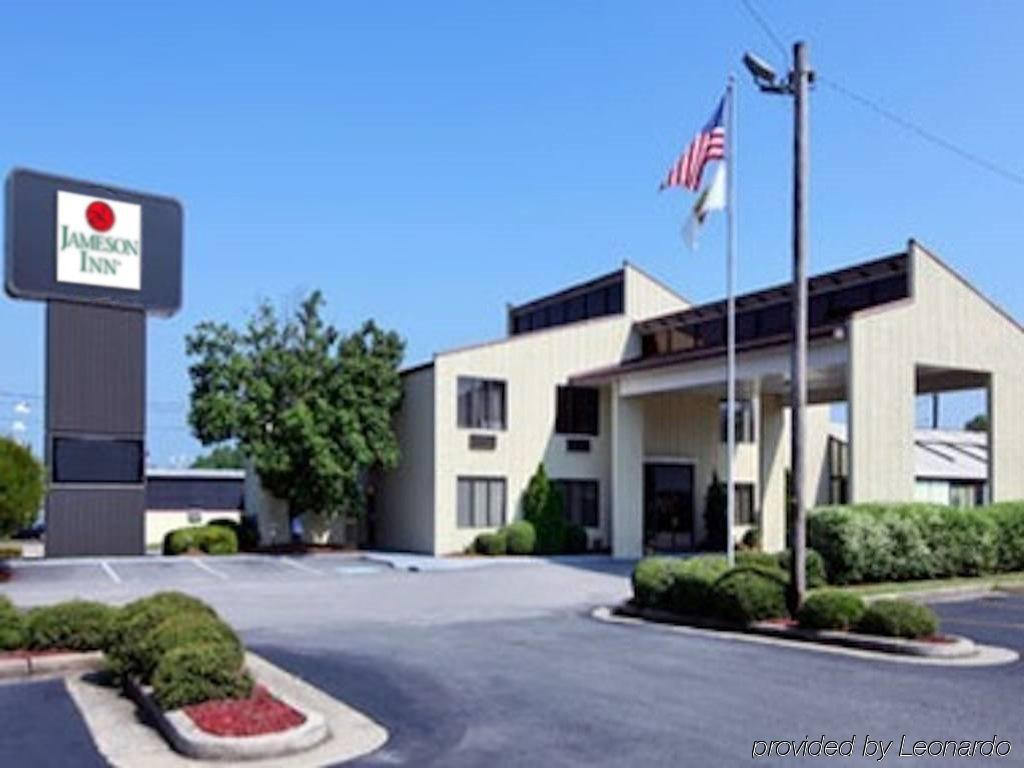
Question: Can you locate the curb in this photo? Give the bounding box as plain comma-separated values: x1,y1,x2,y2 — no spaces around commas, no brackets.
614,603,976,658
593,606,1019,667
0,651,103,681
124,668,330,761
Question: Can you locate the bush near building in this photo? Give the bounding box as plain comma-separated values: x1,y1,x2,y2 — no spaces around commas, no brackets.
473,530,508,556
712,567,788,624
0,437,45,539
504,521,536,555
0,596,26,651
808,503,1024,585
163,524,239,556
855,599,939,639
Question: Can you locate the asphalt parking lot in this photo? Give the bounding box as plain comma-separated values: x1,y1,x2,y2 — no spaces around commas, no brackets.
1,559,1022,767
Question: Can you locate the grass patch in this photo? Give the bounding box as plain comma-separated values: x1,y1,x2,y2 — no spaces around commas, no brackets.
828,570,1024,597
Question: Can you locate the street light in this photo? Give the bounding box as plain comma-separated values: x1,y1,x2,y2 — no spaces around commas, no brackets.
744,41,814,612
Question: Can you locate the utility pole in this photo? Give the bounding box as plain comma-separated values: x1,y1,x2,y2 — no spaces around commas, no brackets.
789,40,811,613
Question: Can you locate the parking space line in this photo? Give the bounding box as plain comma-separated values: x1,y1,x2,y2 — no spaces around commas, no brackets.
189,558,228,580
99,561,122,584
279,557,324,576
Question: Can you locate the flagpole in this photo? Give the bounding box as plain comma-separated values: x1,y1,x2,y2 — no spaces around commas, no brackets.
725,75,737,568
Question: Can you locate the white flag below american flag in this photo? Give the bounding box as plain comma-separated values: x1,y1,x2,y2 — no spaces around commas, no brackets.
660,96,726,192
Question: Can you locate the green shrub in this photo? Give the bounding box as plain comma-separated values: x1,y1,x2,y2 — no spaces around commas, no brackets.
134,613,242,683
986,502,1024,572
209,517,259,551
0,595,26,651
474,531,507,556
0,545,22,560
734,549,827,588
564,524,589,554
26,600,116,651
0,437,45,539
522,464,567,554
503,521,536,555
152,642,252,710
740,527,761,551
808,507,897,584
104,592,217,680
796,590,866,630
631,558,675,609
711,567,788,624
702,473,727,550
856,599,939,639
919,506,997,577
163,525,238,556
666,555,729,616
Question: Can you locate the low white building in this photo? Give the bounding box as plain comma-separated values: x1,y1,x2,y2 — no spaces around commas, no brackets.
373,240,1024,557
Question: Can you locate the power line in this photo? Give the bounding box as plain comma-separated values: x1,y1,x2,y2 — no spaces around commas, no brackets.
817,75,1024,188
737,0,1024,189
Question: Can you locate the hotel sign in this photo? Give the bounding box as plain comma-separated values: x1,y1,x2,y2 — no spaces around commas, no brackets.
5,169,182,315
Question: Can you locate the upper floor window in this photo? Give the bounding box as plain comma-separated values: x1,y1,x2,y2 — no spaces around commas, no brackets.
457,377,506,430
719,399,755,443
555,386,599,436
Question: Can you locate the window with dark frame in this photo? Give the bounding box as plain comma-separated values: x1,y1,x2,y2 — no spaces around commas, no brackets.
555,386,599,435
553,479,600,528
456,477,506,529
457,377,507,430
733,483,757,526
827,435,849,504
719,399,755,443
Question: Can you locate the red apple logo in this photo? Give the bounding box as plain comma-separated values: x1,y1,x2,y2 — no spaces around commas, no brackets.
86,201,115,232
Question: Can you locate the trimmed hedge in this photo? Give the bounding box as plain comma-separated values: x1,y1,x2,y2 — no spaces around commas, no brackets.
209,517,260,551
632,557,676,609
27,600,117,651
711,567,788,624
504,521,536,555
856,599,939,639
104,592,218,680
474,531,507,556
0,595,26,651
796,590,866,630
666,556,730,616
163,525,238,556
736,549,827,589
133,612,243,683
808,503,1014,584
152,642,253,710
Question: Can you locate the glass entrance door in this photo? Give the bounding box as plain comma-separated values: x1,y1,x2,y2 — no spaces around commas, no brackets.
643,462,695,552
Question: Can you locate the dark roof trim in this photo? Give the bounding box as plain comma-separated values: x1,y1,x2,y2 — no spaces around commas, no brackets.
508,268,624,316
400,361,435,377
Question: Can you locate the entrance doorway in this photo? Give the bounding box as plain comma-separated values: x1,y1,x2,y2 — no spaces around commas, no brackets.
643,461,695,552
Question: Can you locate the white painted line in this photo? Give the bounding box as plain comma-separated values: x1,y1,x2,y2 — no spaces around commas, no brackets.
99,561,122,584
189,558,228,580
279,557,323,575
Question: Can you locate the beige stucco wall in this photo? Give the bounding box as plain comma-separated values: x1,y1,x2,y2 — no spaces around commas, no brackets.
144,510,241,550
376,365,436,553
425,265,689,555
849,242,1024,502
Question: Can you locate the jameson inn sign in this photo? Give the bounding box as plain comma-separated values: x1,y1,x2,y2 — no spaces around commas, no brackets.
5,169,182,313
4,169,183,557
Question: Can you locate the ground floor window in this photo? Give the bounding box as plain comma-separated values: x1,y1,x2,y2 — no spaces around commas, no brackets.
456,477,506,528
553,479,599,527
827,435,849,504
733,483,756,525
949,481,985,509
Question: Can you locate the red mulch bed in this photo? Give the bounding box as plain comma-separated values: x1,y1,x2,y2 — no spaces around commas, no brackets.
762,617,799,628
184,685,306,737
918,634,957,644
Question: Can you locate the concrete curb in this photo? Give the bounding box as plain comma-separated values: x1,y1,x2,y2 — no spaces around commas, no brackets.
125,675,329,761
0,651,103,681
592,606,1019,667
614,603,976,658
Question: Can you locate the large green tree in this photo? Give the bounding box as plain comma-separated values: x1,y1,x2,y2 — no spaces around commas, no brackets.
186,291,404,522
0,437,45,537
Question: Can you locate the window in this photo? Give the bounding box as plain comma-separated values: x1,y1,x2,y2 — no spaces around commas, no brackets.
827,436,849,504
949,481,985,509
734,483,757,525
52,437,144,484
457,377,506,430
456,477,506,528
555,386,599,435
719,400,755,443
553,479,600,527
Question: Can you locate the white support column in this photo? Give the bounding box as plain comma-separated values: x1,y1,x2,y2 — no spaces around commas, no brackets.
611,383,645,559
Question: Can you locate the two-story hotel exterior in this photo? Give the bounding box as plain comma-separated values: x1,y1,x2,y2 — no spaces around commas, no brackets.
375,240,1024,558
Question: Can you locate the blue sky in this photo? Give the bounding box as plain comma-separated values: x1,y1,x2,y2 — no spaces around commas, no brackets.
0,1,1015,465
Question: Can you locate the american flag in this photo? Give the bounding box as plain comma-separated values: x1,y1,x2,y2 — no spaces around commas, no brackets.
660,97,726,192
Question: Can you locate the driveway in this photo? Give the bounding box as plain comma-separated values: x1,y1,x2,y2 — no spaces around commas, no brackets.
1,558,1022,767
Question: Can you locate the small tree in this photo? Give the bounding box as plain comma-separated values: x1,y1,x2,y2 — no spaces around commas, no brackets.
191,444,245,470
522,464,566,554
964,414,988,433
0,437,45,537
703,472,727,551
187,291,404,524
